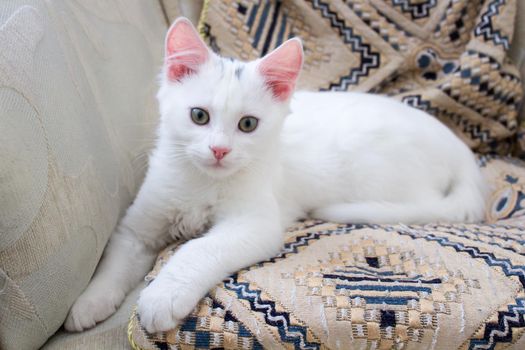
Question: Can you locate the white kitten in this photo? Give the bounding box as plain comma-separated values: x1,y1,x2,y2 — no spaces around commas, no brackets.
65,18,487,333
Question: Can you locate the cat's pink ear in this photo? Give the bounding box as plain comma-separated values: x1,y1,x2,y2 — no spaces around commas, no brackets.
165,17,209,82
258,38,303,101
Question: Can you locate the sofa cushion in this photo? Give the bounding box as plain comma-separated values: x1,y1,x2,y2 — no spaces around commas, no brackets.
0,1,166,349
42,282,145,350
128,156,525,349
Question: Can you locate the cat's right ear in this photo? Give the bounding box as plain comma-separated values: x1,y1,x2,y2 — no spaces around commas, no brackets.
164,17,209,82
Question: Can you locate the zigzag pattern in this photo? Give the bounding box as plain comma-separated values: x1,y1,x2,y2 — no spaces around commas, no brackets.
425,225,525,256
474,0,510,49
247,223,365,271
395,227,525,348
306,0,380,90
224,276,321,350
346,1,413,51
391,0,437,19
175,298,264,349
274,224,364,260
401,95,495,144
397,230,525,288
469,298,525,349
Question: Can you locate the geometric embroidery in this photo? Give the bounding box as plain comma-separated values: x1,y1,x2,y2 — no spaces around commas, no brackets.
468,297,525,349
306,0,381,90
486,173,525,221
401,94,496,147
137,296,264,350
390,0,438,20
242,0,293,55
396,227,525,289
395,225,525,349
425,224,525,256
434,0,483,48
474,0,510,50
224,275,321,349
217,1,333,73
439,50,521,130
178,298,263,350
346,1,413,52
469,298,525,349
282,237,480,349
130,223,525,349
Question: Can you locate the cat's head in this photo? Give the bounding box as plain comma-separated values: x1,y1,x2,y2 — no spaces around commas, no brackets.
157,17,303,179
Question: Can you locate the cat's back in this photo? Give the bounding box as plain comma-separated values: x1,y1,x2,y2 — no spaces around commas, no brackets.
281,90,474,181
289,91,444,129
279,91,482,215
285,91,463,151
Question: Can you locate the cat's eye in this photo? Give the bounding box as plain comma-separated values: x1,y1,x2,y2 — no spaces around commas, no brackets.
238,116,258,133
190,107,210,125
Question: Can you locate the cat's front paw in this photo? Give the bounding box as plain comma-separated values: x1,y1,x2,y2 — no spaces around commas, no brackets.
65,285,125,332
137,279,198,333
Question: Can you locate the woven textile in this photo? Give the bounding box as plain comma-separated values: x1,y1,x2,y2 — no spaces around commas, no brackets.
195,0,523,156
129,157,525,349
0,1,165,349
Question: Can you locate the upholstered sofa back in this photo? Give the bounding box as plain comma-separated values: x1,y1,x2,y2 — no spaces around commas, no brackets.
0,1,166,349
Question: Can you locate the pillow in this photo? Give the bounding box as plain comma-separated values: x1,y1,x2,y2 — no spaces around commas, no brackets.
128,157,525,349
0,1,165,349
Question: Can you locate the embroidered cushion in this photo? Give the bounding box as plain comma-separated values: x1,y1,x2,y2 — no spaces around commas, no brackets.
128,156,525,349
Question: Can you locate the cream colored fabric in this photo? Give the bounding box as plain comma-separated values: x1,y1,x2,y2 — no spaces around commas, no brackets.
42,283,145,350
0,1,166,349
161,0,203,25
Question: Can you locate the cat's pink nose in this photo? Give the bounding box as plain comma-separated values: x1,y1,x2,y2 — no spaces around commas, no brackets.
210,146,231,160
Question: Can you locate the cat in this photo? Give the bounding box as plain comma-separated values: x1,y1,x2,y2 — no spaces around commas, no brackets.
65,17,487,333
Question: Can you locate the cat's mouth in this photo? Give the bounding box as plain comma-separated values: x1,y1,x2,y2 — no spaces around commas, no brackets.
203,158,231,172
211,161,224,168
191,155,241,178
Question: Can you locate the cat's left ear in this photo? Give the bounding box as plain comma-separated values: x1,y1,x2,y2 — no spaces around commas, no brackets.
165,17,210,82
258,38,303,101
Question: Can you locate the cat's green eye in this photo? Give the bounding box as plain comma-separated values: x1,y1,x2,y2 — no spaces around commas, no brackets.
238,116,258,133
190,107,210,125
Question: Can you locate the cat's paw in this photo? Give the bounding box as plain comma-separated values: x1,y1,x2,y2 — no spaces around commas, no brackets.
64,286,125,332
137,279,198,333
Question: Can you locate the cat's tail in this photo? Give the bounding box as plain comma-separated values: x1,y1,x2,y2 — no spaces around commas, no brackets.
311,164,488,224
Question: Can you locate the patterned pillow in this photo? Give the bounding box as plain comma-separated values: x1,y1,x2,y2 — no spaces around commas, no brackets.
128,157,525,349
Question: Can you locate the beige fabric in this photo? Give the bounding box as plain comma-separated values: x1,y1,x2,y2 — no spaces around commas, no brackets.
0,1,166,349
161,0,203,25
42,282,145,350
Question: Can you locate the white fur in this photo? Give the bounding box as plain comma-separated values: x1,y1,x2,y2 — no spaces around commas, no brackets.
65,19,487,333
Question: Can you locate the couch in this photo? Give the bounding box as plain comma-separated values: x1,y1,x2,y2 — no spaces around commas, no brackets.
1,0,525,349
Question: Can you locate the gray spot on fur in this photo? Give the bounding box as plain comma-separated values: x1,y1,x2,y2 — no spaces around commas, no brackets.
218,59,225,77
235,65,244,79
443,179,455,197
